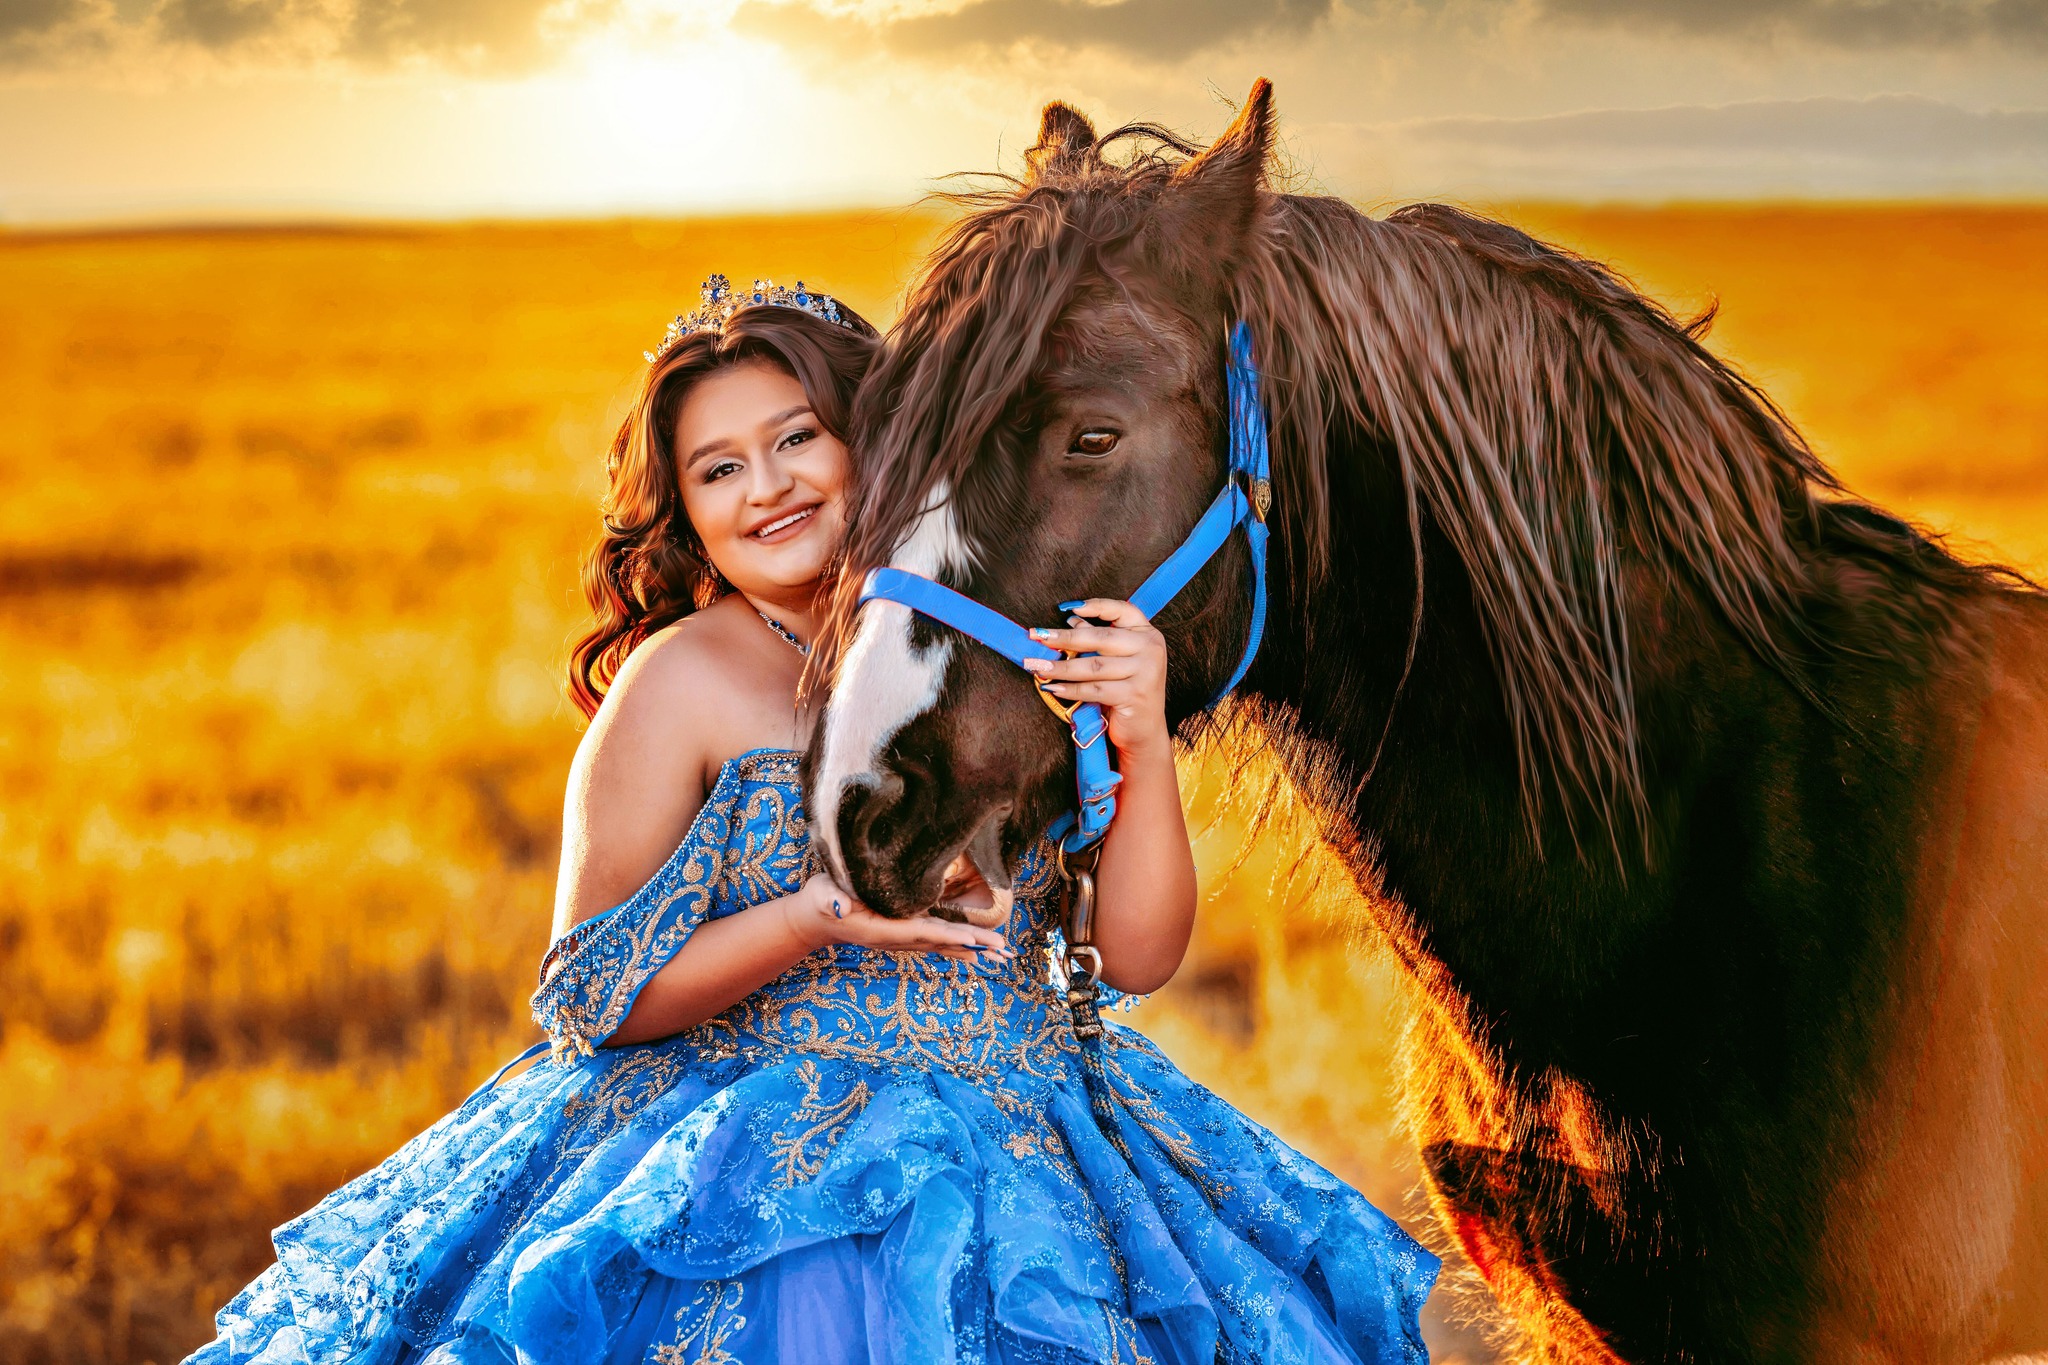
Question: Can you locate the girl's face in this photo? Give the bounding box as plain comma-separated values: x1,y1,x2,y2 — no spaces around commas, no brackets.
672,359,849,602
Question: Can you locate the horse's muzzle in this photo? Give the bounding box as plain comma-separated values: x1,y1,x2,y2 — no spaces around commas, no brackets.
830,772,947,918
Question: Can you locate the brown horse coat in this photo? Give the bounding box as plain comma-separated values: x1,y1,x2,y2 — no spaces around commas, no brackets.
812,81,2048,1363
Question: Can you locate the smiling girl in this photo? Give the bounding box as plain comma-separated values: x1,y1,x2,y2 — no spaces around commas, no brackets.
190,276,1436,1365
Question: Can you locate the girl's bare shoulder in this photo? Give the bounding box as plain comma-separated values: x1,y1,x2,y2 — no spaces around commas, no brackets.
612,602,750,701
556,605,773,931
591,598,796,774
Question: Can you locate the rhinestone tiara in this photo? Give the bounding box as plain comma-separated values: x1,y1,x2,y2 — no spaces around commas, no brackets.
644,273,854,364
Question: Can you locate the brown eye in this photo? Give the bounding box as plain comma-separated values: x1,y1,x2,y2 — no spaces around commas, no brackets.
1072,430,1119,457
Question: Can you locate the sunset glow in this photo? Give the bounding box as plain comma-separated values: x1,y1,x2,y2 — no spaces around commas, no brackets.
5,0,2047,223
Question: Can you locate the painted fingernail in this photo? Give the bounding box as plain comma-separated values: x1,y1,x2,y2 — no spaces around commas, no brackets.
1028,628,1052,641
1022,657,1047,671
1057,599,1087,612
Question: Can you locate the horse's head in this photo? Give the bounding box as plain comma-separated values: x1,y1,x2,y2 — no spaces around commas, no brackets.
808,84,1278,915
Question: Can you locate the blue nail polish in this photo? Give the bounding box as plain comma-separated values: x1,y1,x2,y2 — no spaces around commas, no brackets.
1058,599,1086,611
833,900,843,918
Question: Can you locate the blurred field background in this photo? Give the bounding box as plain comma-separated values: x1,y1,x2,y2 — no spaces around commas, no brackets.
2,204,2044,1364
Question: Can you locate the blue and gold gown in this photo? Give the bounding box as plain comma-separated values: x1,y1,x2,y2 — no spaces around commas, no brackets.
194,749,1437,1365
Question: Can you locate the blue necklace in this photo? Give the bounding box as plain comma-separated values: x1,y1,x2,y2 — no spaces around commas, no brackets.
753,607,809,657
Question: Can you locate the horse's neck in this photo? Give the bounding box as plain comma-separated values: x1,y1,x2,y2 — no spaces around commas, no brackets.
1255,517,1613,1017
1251,483,1981,1093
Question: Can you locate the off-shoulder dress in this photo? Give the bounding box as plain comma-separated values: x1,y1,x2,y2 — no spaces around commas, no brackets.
192,748,1437,1365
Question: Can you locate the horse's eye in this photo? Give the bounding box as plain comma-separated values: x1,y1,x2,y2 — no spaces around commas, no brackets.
1071,430,1119,457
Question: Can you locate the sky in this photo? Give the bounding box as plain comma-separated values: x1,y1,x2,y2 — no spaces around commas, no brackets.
2,0,2046,223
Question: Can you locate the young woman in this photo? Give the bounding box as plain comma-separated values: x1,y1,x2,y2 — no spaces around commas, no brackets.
193,277,1437,1365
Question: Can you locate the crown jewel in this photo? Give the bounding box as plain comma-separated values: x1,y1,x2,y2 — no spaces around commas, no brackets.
644,273,853,364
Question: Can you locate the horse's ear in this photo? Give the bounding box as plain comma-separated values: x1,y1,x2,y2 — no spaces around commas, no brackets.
1025,101,1100,183
1160,79,1275,260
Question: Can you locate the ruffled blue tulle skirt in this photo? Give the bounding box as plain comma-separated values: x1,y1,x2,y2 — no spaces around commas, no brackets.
195,1024,1436,1365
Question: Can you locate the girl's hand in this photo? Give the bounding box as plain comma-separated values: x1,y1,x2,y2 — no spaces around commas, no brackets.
1023,599,1170,757
780,874,1013,964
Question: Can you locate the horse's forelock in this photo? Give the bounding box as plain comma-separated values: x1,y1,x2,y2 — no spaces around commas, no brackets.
819,131,1221,679
842,196,1088,571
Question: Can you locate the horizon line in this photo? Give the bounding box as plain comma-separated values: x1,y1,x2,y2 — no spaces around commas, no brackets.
8,193,2048,240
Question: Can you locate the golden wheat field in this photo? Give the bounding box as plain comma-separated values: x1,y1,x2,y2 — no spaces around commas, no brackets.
1,204,2044,1365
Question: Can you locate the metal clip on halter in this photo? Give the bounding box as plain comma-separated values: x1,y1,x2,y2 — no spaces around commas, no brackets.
1059,843,1105,1040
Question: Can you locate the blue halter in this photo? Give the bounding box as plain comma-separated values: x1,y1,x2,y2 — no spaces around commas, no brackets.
857,321,1272,855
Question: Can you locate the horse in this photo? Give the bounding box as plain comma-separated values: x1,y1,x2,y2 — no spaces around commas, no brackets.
805,81,2048,1363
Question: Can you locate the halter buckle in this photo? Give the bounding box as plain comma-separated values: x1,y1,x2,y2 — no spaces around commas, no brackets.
1036,665,1104,750
1035,683,1080,725
1234,469,1272,523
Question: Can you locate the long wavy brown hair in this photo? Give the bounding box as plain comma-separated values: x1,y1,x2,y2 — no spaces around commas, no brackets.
569,302,879,718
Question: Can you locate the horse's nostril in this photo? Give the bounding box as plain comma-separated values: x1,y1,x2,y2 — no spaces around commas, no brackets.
838,764,965,920
835,781,879,868
833,777,905,913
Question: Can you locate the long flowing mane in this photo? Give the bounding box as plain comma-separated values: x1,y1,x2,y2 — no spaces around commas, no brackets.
836,122,2027,832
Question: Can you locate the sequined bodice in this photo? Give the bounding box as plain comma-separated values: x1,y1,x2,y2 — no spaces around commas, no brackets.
532,749,1079,1092
686,750,1079,1092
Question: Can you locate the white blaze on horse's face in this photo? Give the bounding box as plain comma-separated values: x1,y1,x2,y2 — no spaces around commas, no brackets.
813,482,975,883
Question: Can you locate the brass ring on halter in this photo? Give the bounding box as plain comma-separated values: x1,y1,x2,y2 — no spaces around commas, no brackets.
1064,943,1103,988
1053,836,1101,886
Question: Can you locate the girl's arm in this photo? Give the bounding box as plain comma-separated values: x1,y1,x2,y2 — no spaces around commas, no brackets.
1023,600,1196,995
552,626,1012,1049
605,873,1011,1045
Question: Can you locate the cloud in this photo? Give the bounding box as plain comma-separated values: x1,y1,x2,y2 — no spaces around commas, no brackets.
338,0,582,66
740,0,2048,69
154,0,294,48
1316,96,2048,198
1542,0,2048,51
1,0,114,63
1,0,592,69
1,0,85,42
738,0,1334,63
